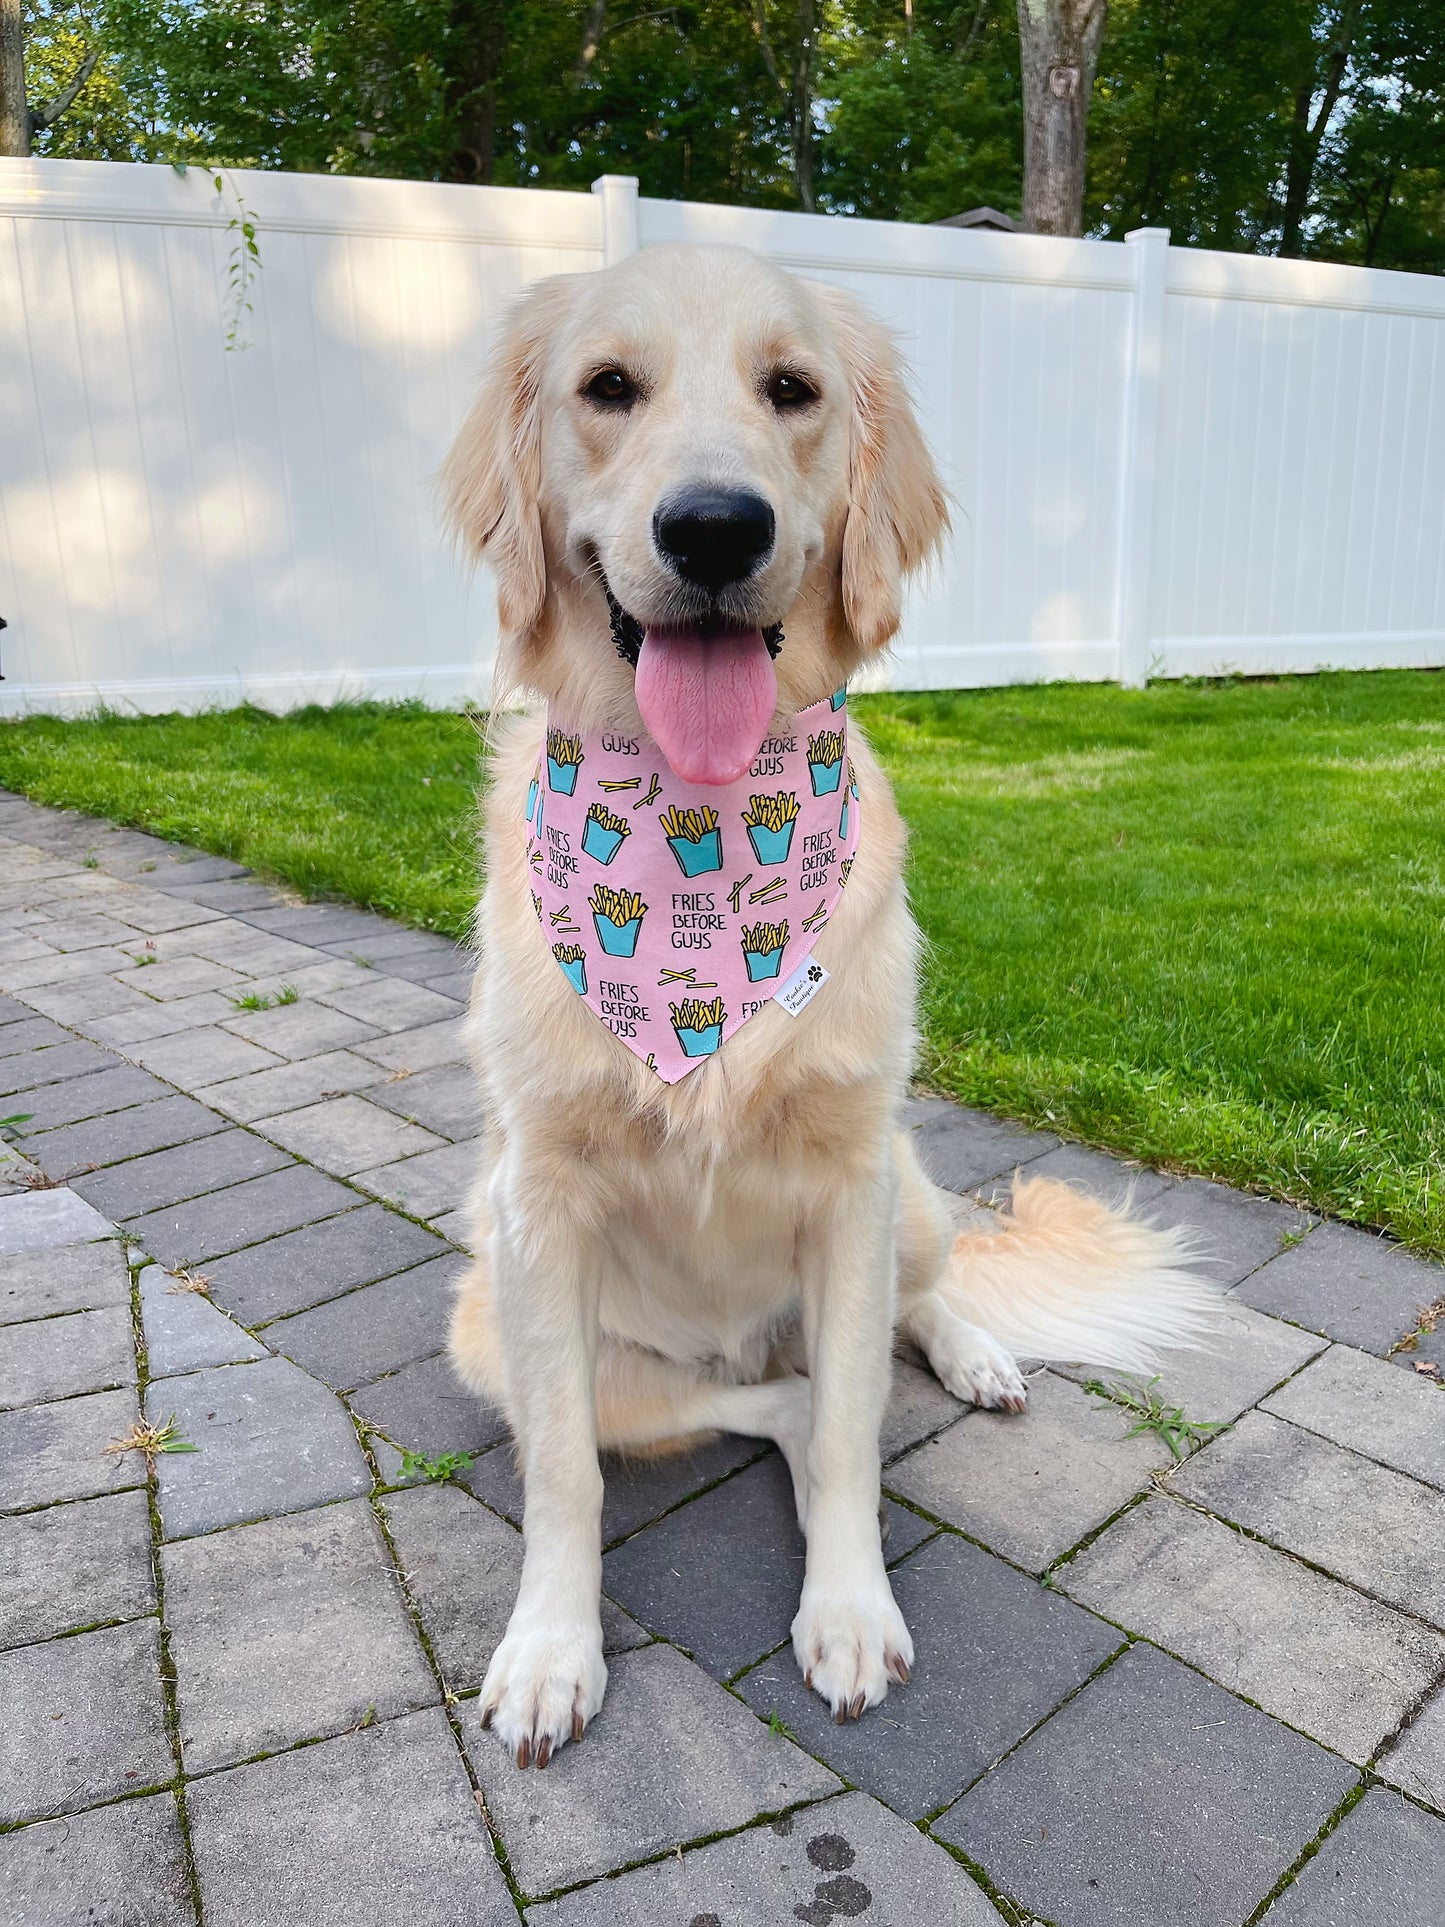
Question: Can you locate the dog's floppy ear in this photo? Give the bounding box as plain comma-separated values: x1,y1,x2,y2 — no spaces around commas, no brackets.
442,277,575,637
813,284,949,653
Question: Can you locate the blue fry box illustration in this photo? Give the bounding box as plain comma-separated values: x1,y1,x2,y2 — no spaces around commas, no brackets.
547,756,579,795
746,820,795,865
582,819,626,865
676,1021,723,1057
526,775,539,823
745,946,784,982
557,955,587,996
809,758,843,796
668,830,723,877
594,913,642,957
830,687,847,711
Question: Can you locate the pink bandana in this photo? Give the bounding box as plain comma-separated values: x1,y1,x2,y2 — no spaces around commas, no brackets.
526,691,861,1082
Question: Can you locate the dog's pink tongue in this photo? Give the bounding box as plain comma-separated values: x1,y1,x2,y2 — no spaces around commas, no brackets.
635,628,777,785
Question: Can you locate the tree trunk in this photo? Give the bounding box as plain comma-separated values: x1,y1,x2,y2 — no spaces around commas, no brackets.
448,0,507,184
1016,0,1107,237
1277,1,1360,259
1,0,30,159
794,0,816,212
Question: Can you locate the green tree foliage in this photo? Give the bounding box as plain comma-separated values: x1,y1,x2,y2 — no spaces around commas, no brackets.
18,0,1445,271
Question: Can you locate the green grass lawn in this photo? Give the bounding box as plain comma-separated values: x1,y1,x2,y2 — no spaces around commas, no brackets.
3,672,1443,1253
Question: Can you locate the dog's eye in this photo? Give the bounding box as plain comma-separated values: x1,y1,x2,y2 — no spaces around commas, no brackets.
583,367,638,409
766,370,818,410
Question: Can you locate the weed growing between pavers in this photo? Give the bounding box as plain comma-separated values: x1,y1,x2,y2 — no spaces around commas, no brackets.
1081,1375,1228,1462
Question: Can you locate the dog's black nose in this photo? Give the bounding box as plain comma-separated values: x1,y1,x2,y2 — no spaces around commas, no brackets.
653,487,775,591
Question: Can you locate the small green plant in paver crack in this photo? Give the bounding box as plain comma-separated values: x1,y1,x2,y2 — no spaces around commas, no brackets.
397,1448,474,1483
0,1112,33,1143
766,1708,797,1741
129,942,158,966
229,982,299,1012
1082,1375,1226,1462
81,848,98,869
104,1415,199,1467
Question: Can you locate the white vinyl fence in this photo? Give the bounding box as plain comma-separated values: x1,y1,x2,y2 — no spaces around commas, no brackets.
2,158,1443,714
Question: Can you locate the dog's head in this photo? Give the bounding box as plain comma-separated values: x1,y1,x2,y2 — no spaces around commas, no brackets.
443,244,946,783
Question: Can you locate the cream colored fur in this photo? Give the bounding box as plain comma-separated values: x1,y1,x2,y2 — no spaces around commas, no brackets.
442,245,1215,1769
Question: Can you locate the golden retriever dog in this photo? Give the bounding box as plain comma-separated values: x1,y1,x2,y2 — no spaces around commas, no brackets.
441,244,1212,1769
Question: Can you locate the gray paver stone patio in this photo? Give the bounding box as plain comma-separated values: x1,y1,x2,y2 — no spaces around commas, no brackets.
22,1092,228,1175
0,1618,172,1825
1174,1407,1445,1628
903,1096,1058,1192
0,1489,155,1650
219,999,382,1058
0,1304,134,1410
1262,1785,1445,1925
264,1252,464,1389
0,1386,143,1511
0,1790,195,1927
1262,1340,1445,1489
352,1016,468,1071
461,1428,767,1542
887,1368,1163,1572
380,1481,645,1695
317,976,462,1031
162,1498,437,1771
1061,1492,1445,1764
199,1201,448,1323
466,1641,840,1896
139,1267,267,1377
351,1138,477,1219
347,1349,508,1458
146,1355,371,1537
1378,1683,1445,1812
736,1530,1121,1818
0,1238,129,1323
0,1188,116,1253
3,801,1445,1924
186,1708,514,1927
601,1453,933,1681
125,1163,359,1267
368,1060,483,1137
1053,1297,1326,1425
1236,1218,1442,1351
936,1642,1359,1927
71,1127,291,1221
196,1046,388,1123
529,1790,1004,1925
0,1065,172,1132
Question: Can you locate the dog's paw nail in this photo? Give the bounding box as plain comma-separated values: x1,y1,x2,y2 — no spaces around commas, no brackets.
516,1736,532,1769
886,1653,911,1684
572,1708,585,1743
535,1735,553,1770
479,1704,494,1730
834,1701,848,1725
847,1692,866,1721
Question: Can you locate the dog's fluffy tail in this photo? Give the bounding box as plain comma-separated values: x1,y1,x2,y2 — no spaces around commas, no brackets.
940,1173,1218,1373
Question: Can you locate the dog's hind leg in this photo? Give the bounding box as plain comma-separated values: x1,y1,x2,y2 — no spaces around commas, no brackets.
893,1132,1028,1411
594,1344,815,1527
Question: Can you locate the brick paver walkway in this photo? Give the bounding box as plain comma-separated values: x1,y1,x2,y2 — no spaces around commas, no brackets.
1,790,1443,1926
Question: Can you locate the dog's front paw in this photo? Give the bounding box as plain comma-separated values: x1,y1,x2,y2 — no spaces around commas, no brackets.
927,1318,1028,1412
479,1616,607,1768
792,1579,913,1723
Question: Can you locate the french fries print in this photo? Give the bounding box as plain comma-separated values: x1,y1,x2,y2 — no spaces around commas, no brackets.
670,995,725,1057
741,919,788,981
590,882,647,958
546,729,584,794
742,791,800,865
660,803,723,876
